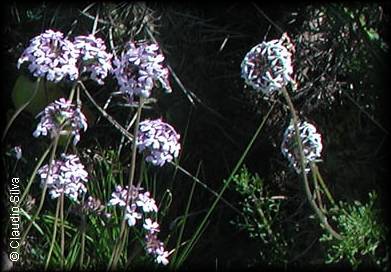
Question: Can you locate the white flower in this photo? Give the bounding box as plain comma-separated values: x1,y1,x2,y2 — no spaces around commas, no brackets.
155,247,169,265
136,191,158,213
125,204,142,226
33,98,88,145
137,119,181,167
241,33,295,95
17,29,79,82
37,154,88,202
73,34,112,84
281,121,323,174
112,40,171,103
143,218,160,233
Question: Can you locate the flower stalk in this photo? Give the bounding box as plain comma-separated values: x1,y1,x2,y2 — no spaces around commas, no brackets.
281,87,342,240
108,97,145,270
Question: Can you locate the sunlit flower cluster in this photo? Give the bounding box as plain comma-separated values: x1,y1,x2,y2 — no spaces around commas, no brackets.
281,121,323,174
17,29,79,82
37,154,88,201
137,119,180,167
73,34,112,84
241,33,295,95
108,185,158,226
108,184,170,265
113,40,171,102
33,98,88,145
145,232,170,265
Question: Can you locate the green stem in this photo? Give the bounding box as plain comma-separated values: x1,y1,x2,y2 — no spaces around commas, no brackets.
108,97,144,270
45,197,61,270
79,197,86,270
311,166,326,214
68,81,78,102
60,191,65,269
19,142,53,205
176,101,276,268
79,81,134,140
281,88,342,240
20,135,60,247
312,163,336,206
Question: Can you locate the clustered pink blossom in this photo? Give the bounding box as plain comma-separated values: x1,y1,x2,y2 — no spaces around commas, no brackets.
33,98,88,145
137,119,180,167
17,29,79,82
37,154,88,201
73,34,113,84
108,185,170,265
113,40,171,102
18,30,112,84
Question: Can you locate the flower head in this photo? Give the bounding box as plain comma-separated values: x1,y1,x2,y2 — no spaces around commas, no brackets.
113,40,171,102
143,218,160,233
241,33,295,95
108,184,169,265
136,191,158,213
73,34,112,84
137,119,180,167
125,204,142,226
33,98,88,145
17,29,79,82
281,121,323,174
145,233,170,265
108,185,140,207
37,154,88,201
108,185,158,227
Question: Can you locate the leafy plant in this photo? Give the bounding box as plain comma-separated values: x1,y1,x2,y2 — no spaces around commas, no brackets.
228,166,288,265
320,192,389,270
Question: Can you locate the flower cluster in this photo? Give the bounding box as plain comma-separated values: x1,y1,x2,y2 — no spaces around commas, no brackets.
137,119,181,167
33,98,88,145
241,33,295,95
145,232,170,265
37,154,88,201
281,121,323,174
17,29,79,82
108,185,169,265
113,41,171,102
108,185,158,226
73,34,113,84
18,30,112,84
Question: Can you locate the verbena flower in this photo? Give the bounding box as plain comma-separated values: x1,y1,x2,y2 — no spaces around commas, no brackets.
137,191,158,213
108,185,158,227
108,185,169,264
112,40,171,102
37,154,88,201
281,121,323,174
125,204,142,226
137,119,180,167
84,196,104,214
33,98,88,145
241,33,295,95
17,29,79,82
73,34,112,84
145,232,170,265
143,218,160,233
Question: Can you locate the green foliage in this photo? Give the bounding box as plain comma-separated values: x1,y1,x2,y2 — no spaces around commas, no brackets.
320,192,389,270
228,166,287,265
